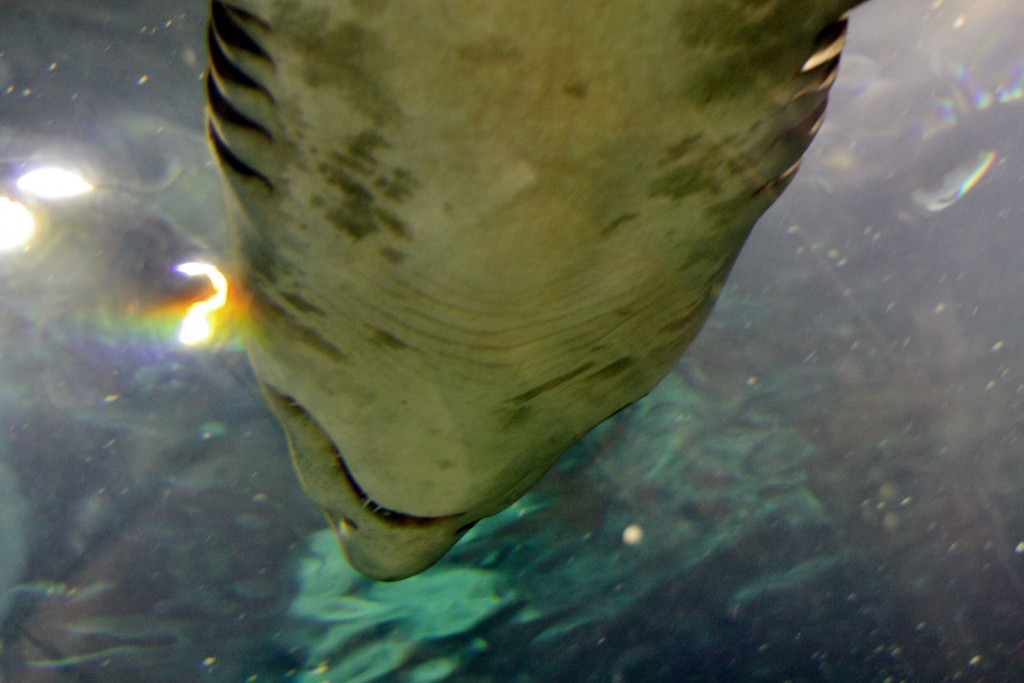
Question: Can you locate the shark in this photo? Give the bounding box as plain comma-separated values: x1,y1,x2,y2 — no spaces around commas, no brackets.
206,0,862,580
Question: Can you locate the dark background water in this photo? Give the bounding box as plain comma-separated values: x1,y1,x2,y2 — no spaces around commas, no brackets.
0,1,1023,681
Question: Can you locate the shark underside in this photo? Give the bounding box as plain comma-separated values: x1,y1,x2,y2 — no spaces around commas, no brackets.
207,0,862,579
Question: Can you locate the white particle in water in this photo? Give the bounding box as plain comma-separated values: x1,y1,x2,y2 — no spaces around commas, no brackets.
622,524,644,546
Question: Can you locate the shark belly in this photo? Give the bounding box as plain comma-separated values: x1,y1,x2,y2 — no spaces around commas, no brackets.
207,0,861,579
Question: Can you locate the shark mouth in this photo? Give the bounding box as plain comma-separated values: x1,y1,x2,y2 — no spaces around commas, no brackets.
330,430,458,529
261,383,470,531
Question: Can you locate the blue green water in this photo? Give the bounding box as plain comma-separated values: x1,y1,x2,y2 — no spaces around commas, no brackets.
1,1,1023,681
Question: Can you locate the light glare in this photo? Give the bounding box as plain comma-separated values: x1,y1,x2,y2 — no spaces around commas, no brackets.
0,197,36,251
16,167,94,200
175,262,229,346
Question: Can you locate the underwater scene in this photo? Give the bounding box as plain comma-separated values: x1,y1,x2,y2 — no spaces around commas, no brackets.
1,0,1023,681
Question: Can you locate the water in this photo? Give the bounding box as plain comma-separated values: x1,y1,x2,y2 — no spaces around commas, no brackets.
1,1,1023,681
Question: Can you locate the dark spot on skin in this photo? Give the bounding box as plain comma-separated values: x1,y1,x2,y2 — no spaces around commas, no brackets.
238,222,280,284
321,170,409,241
648,162,718,201
297,20,401,125
650,127,772,229
379,246,407,264
660,135,701,166
510,363,595,404
675,214,753,280
351,130,388,160
563,81,588,99
372,328,408,349
281,290,324,316
318,132,414,241
503,404,531,427
589,357,636,381
659,316,693,334
373,207,410,238
672,0,843,100
326,198,376,241
286,315,349,362
648,132,746,202
329,134,417,202
374,167,418,202
331,130,389,174
319,161,369,193
600,212,639,236
250,288,349,362
702,185,772,229
649,5,845,208
437,460,456,471
330,150,371,176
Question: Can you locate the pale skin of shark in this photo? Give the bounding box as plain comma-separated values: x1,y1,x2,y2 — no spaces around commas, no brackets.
208,0,863,580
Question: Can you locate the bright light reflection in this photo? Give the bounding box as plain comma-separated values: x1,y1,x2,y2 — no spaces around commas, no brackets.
174,262,229,346
912,149,997,212
16,167,94,199
0,196,36,251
